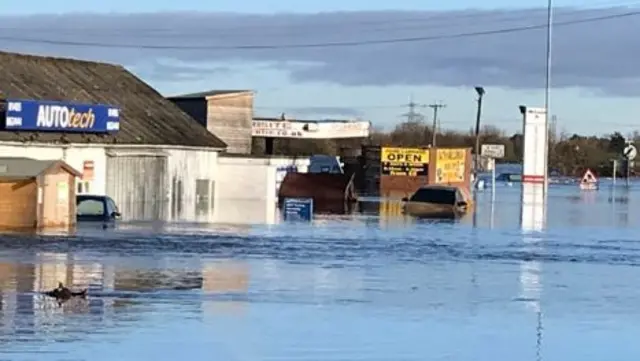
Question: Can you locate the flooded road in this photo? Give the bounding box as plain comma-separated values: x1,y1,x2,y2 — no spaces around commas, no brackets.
2,184,640,360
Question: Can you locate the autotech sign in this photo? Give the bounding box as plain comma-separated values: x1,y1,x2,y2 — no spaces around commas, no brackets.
4,99,120,133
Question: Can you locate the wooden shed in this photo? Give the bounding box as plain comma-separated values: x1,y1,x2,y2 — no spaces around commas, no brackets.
0,157,81,230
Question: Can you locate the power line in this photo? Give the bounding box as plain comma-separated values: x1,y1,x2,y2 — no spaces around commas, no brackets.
2,0,637,34
0,6,631,38
0,10,638,50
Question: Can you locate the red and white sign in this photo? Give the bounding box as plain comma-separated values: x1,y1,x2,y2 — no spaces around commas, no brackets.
579,169,598,190
82,160,94,181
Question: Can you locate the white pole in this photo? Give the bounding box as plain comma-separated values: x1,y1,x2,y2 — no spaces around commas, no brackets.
543,0,553,198
613,159,617,187
490,188,495,229
491,158,496,204
491,158,496,228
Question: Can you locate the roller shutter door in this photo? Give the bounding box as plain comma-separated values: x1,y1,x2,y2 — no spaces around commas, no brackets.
106,155,168,221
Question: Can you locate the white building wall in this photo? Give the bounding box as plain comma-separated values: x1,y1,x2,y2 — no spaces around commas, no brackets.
0,143,107,195
215,157,272,224
215,156,310,225
165,148,219,223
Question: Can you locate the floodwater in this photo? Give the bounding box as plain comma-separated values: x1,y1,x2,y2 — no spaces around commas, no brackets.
2,182,640,360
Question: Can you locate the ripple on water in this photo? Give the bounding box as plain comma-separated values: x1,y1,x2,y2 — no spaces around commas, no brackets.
1,188,640,360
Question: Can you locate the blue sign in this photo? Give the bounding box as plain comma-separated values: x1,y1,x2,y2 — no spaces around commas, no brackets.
4,99,120,133
282,198,313,222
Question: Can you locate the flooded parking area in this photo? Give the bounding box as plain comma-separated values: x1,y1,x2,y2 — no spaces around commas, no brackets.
2,183,640,360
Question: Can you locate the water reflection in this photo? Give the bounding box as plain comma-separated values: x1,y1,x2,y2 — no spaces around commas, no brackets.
3,184,640,360
0,255,109,348
202,260,249,314
520,183,545,361
0,252,226,353
215,199,279,225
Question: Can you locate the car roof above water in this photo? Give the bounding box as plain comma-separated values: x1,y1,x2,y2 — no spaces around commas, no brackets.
77,194,109,200
415,185,459,192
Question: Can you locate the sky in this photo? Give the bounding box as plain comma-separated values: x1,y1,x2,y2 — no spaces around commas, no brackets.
1,0,640,136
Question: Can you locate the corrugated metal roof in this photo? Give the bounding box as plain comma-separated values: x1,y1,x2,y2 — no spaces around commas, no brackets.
0,157,60,178
0,51,227,149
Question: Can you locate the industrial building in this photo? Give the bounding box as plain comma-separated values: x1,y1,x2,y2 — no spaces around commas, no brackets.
168,90,254,154
0,51,226,222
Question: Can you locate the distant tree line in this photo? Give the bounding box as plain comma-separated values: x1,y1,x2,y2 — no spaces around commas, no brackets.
251,120,636,177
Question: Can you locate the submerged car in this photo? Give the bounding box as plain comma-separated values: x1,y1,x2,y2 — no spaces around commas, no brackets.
495,172,522,183
76,195,121,224
401,185,473,219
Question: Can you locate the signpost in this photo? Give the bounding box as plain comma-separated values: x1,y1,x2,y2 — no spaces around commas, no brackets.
4,99,120,133
481,143,505,202
282,198,313,222
481,144,505,159
519,106,547,188
579,169,598,190
623,144,637,160
623,143,636,188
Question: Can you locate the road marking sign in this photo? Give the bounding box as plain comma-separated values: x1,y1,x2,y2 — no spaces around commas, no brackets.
623,144,637,160
579,169,598,190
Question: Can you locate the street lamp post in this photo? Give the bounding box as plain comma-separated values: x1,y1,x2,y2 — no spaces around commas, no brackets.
543,0,553,194
474,86,485,175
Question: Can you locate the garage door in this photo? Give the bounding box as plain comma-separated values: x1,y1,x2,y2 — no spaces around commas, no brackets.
106,155,168,221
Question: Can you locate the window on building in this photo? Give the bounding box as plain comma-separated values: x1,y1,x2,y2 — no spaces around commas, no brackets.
171,176,183,219
77,181,91,194
195,179,211,217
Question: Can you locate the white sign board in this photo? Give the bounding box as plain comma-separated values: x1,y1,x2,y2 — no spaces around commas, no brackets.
252,120,370,139
623,144,637,160
521,106,547,185
481,144,505,158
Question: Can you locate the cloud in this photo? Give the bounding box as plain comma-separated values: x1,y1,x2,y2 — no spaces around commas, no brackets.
0,8,639,94
131,58,233,82
276,106,363,118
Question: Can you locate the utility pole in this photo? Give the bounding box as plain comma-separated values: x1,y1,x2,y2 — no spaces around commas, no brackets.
429,102,446,147
473,87,485,175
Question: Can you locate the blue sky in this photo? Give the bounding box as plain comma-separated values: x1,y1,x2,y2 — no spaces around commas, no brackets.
2,0,640,136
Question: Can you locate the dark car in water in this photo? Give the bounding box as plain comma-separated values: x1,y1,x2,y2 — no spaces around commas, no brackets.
76,195,121,224
401,185,473,219
495,172,522,183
